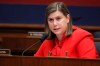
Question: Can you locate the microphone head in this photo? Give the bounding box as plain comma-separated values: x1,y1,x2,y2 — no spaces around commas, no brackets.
40,33,48,42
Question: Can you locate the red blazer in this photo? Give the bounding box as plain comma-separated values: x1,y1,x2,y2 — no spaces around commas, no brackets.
34,26,97,58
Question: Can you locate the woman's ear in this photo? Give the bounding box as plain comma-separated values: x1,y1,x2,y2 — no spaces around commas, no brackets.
66,14,70,23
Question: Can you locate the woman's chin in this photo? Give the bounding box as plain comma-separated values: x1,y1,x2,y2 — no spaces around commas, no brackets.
54,32,61,36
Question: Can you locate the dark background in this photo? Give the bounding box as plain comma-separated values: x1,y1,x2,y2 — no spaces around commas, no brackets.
0,0,100,26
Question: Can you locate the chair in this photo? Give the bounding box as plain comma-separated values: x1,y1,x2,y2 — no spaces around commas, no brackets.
93,31,100,38
95,42,100,56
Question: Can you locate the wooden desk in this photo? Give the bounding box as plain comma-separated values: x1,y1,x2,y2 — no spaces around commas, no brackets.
0,56,100,66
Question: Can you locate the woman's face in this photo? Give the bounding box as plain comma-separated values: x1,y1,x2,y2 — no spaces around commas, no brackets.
47,11,70,36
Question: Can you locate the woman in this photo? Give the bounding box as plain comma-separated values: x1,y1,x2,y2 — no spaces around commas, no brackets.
34,2,97,58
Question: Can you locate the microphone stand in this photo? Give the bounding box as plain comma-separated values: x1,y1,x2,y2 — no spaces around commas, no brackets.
22,40,40,56
22,33,48,56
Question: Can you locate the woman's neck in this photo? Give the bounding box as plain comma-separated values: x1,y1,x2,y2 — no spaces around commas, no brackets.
56,32,66,43
56,34,62,42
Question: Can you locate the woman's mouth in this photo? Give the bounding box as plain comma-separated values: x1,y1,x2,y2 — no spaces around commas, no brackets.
54,28,60,31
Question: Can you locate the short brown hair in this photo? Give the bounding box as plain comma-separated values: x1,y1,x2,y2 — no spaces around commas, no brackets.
45,2,73,39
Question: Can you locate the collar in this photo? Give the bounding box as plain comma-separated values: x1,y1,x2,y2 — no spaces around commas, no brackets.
55,32,66,47
54,25,78,47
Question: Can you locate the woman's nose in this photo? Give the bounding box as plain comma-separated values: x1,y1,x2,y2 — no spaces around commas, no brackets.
53,20,58,26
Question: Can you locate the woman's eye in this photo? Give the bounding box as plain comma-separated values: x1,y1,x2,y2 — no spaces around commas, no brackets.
56,17,61,20
48,19,53,22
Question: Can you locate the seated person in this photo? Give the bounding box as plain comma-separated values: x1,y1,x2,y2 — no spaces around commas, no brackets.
34,2,98,58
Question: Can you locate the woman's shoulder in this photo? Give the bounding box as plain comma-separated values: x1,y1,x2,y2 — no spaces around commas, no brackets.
41,39,55,47
72,25,92,35
72,25,93,38
43,39,54,43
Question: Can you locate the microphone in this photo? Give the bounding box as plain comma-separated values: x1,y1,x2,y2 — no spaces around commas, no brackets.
22,33,48,56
